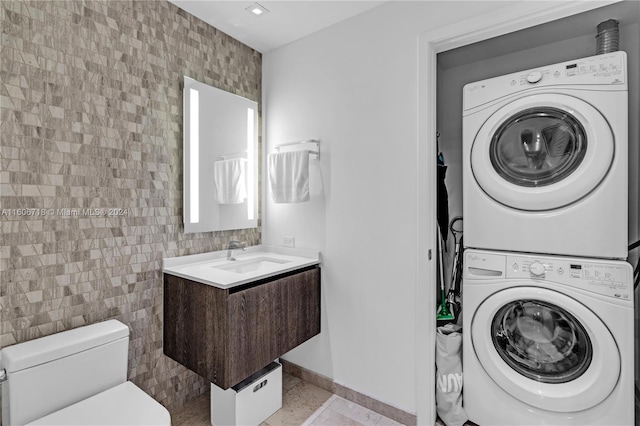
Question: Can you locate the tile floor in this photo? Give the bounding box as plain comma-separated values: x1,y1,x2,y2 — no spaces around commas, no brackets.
171,373,640,426
171,373,405,426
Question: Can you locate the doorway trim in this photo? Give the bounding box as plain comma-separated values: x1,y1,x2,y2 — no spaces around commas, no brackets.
415,1,621,423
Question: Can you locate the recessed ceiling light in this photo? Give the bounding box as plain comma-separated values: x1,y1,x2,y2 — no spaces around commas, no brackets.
245,2,269,16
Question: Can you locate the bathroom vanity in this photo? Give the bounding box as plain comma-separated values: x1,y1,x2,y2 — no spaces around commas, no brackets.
162,246,321,389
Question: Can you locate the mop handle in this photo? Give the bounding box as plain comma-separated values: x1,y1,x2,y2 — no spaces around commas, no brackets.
449,216,463,244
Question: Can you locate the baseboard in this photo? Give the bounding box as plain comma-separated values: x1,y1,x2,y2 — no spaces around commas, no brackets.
280,359,417,426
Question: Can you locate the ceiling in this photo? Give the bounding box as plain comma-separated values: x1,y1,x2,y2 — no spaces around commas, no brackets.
169,0,385,53
438,1,640,69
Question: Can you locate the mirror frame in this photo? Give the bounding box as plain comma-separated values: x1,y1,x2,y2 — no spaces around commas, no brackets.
183,76,259,233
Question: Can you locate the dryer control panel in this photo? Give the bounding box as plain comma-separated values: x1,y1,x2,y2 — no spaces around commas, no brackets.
465,249,633,302
463,51,627,112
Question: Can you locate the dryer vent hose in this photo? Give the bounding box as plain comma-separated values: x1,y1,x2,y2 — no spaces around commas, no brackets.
596,19,620,55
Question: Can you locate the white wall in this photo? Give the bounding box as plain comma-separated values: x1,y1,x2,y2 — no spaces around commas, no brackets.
262,1,513,414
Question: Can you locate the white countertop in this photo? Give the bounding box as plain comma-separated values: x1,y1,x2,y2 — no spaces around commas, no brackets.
163,245,321,289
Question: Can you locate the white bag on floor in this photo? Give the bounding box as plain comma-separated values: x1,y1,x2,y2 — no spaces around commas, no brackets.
436,324,468,426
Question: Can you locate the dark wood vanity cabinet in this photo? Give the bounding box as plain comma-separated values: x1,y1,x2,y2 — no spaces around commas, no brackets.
163,266,320,389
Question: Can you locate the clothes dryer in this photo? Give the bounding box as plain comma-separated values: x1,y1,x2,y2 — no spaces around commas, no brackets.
462,52,628,259
462,249,634,425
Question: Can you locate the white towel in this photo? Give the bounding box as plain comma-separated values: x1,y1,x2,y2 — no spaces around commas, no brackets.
213,158,247,204
268,150,310,203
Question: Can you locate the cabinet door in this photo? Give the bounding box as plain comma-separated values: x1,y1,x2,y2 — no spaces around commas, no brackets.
164,274,229,386
227,268,320,384
279,268,321,351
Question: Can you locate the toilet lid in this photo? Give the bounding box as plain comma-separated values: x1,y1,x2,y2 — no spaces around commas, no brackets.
26,382,171,426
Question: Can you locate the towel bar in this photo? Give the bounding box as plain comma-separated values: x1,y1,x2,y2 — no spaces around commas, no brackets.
217,150,247,160
274,139,320,159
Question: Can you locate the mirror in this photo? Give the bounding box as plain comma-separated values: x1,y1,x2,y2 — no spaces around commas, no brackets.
183,76,258,233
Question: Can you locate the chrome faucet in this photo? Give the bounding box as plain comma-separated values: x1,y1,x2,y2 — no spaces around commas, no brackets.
227,240,246,261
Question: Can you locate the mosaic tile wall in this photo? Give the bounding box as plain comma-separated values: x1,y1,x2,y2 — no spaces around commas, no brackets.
0,0,261,411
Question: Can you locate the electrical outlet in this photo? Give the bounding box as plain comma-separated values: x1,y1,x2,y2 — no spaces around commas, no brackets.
282,236,295,248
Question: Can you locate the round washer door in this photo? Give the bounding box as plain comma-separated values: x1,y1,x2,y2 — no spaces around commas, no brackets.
471,286,620,412
471,93,614,211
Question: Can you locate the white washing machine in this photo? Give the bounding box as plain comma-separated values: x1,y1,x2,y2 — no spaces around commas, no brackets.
462,52,628,259
462,249,634,425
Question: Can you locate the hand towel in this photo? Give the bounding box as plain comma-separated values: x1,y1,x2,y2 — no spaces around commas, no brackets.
213,158,247,204
268,150,310,203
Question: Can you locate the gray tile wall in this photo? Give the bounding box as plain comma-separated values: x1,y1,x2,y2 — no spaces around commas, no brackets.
0,0,261,410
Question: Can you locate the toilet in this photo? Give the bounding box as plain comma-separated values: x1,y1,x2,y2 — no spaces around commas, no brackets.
0,320,170,426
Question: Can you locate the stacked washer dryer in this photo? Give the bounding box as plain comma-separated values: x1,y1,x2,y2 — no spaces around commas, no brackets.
461,52,634,425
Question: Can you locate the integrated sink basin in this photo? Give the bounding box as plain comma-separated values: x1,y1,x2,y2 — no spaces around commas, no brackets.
212,256,290,274
163,245,320,288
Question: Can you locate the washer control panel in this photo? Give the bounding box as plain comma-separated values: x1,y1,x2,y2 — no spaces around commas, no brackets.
506,254,632,301
465,249,633,302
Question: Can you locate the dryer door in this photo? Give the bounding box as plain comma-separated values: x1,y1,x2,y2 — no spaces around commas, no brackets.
471,93,614,211
471,286,620,412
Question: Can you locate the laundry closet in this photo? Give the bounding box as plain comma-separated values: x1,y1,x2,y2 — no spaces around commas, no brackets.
435,1,639,423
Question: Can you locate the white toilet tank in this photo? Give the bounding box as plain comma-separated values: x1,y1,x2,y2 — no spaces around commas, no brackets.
1,320,130,425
